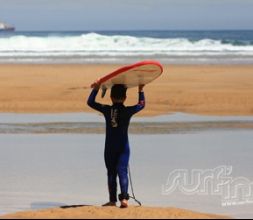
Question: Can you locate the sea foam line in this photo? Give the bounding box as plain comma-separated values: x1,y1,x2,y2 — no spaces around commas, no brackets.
1,33,253,55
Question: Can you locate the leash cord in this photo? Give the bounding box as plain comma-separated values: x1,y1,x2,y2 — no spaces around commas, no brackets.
128,165,142,206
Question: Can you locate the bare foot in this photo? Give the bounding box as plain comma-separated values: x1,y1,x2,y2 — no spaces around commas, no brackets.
120,199,128,208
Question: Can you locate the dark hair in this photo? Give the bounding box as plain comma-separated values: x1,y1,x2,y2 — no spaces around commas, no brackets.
111,84,127,100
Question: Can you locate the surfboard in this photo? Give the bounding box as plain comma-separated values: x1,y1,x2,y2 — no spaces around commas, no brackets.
92,60,163,97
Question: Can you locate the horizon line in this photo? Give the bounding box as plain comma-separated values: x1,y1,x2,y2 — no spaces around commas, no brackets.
11,28,253,32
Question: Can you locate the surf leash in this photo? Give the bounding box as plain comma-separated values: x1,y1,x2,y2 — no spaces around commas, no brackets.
128,165,142,207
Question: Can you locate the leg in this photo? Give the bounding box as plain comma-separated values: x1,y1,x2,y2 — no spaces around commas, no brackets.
117,145,130,205
107,169,117,203
104,148,118,203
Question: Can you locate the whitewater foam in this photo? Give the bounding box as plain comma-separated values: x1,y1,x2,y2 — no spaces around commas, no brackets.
1,32,253,64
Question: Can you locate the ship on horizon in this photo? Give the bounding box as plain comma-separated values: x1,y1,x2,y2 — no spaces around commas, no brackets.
0,21,15,32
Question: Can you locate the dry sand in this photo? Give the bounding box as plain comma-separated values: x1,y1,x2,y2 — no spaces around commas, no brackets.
1,206,230,219
0,64,253,116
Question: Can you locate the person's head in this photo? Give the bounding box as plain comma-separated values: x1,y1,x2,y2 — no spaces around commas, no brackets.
110,84,127,104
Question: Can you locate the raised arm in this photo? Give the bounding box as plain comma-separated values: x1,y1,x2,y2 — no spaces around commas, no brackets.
127,85,146,115
87,83,107,113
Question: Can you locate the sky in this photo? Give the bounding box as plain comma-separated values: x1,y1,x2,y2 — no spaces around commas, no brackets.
0,0,253,31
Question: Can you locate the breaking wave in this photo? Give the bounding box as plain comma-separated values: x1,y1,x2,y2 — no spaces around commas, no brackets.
0,32,253,63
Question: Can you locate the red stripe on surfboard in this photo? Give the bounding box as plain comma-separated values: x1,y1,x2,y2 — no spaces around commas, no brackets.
96,60,163,85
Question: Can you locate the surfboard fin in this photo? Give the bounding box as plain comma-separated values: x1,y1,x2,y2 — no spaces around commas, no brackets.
101,87,107,98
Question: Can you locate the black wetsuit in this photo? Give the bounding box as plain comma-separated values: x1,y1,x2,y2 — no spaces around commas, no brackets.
87,89,145,202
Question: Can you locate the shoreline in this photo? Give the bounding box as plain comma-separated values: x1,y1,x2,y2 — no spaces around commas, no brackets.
1,121,253,135
1,58,253,65
0,112,252,134
0,63,253,116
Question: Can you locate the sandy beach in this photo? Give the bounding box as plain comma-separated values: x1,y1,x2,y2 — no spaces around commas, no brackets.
0,64,253,116
1,206,229,219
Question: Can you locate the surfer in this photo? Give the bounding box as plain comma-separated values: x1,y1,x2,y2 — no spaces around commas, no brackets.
87,83,145,208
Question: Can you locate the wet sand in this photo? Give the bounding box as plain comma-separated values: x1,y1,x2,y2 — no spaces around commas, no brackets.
0,112,252,134
0,64,253,116
1,121,253,134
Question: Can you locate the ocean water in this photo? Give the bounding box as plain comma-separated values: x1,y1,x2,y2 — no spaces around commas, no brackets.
0,113,253,218
0,132,253,218
0,30,253,64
